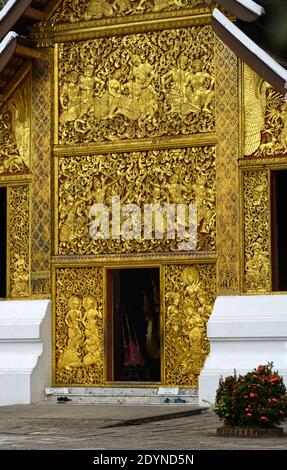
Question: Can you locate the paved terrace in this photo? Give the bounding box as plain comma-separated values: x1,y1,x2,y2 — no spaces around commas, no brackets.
0,403,286,450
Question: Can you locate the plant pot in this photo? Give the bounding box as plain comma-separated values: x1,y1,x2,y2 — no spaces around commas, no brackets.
216,426,284,438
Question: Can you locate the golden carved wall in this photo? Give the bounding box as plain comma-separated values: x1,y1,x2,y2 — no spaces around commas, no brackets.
56,26,215,145
51,4,217,388
243,171,270,293
241,66,287,295
52,0,212,24
53,266,104,385
56,146,216,255
0,104,29,177
8,185,30,298
31,52,52,295
164,262,216,387
215,39,240,295
243,64,287,159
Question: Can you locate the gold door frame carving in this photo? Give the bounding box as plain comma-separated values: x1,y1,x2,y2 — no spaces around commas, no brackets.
0,182,31,299
52,259,215,387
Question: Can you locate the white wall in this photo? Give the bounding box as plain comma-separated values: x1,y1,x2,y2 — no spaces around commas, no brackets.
199,295,287,405
0,300,51,406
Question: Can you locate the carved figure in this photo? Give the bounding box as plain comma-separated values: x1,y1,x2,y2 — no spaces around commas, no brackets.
181,267,212,373
245,241,269,291
11,254,29,296
113,0,132,13
189,59,214,113
137,0,183,12
79,65,95,116
60,71,81,124
163,55,214,116
65,295,83,340
82,295,102,366
0,108,27,174
193,174,215,234
166,173,189,203
162,53,193,116
166,291,180,332
268,103,287,152
127,55,158,118
84,0,113,19
58,334,83,370
58,295,83,370
244,67,269,156
59,191,85,243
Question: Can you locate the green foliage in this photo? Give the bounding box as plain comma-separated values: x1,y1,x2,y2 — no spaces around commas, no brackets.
214,363,287,428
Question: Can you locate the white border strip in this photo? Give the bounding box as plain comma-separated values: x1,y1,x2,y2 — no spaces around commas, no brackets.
0,0,18,22
0,30,18,55
213,8,287,83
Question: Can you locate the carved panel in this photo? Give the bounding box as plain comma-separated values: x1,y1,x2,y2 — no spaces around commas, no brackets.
164,263,216,387
53,0,212,24
54,267,104,385
31,52,52,294
244,64,287,158
58,146,216,255
0,106,29,177
8,185,30,298
243,171,270,293
9,77,31,170
215,38,240,294
58,26,215,145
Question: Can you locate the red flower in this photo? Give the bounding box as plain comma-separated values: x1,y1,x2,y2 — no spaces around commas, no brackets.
260,416,268,421
225,376,234,381
249,393,257,398
246,413,252,417
257,365,265,372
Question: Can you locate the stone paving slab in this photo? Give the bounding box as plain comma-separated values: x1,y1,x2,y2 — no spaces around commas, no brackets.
0,403,286,450
0,403,203,421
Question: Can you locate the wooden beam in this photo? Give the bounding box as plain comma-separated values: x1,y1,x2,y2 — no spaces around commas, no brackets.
0,61,32,106
15,44,41,59
23,6,45,22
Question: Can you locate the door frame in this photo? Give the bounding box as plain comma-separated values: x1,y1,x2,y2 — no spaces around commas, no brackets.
104,264,164,386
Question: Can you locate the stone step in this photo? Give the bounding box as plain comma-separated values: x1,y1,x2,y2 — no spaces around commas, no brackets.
45,387,198,405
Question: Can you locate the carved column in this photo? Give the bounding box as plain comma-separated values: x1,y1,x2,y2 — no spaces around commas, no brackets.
215,39,241,294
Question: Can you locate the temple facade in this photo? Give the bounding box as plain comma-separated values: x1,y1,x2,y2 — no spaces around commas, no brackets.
0,0,286,403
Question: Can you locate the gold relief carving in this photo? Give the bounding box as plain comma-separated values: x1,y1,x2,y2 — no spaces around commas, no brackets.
55,267,104,385
9,78,31,169
215,38,240,294
31,53,52,294
58,147,216,255
58,26,215,144
9,185,30,298
243,171,270,293
53,0,212,23
0,106,28,176
244,64,287,158
165,263,216,387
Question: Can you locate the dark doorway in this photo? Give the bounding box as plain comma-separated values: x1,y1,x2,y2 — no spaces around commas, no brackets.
271,170,287,291
106,268,161,383
0,187,7,298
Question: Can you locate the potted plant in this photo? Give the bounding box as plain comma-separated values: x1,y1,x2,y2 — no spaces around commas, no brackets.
214,363,287,437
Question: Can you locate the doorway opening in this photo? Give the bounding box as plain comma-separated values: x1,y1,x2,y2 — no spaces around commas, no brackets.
271,170,287,291
0,187,7,298
106,268,161,383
